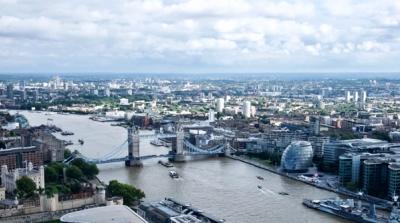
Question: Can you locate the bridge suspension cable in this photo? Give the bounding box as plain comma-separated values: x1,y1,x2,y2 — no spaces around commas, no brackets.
183,140,225,154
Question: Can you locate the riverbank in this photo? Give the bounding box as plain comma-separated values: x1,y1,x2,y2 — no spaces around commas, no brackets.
227,154,392,210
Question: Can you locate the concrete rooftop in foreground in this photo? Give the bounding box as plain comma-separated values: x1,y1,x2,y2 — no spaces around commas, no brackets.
60,205,148,223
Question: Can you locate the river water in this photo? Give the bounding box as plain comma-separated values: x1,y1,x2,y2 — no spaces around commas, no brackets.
12,110,346,223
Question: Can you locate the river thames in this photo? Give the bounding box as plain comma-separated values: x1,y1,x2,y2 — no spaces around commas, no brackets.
12,110,346,223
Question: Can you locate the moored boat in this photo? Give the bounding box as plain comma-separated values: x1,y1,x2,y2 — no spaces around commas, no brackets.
61,131,74,136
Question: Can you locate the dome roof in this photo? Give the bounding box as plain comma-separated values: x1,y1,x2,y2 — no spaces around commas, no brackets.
281,141,313,172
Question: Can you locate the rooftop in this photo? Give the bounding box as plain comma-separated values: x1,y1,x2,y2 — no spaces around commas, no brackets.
60,205,148,223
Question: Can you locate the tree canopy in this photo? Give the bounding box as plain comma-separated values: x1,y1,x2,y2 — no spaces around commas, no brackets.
16,176,37,198
106,180,145,206
71,158,99,179
66,165,83,180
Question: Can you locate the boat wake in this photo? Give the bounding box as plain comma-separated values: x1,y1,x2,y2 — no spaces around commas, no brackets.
258,188,275,195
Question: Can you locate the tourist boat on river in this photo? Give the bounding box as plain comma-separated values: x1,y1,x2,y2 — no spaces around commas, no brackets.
169,170,179,178
158,160,174,168
151,139,164,147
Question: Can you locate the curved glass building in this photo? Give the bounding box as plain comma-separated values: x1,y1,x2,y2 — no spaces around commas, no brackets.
281,141,313,172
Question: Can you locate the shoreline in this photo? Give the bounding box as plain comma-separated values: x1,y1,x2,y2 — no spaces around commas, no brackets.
226,154,392,210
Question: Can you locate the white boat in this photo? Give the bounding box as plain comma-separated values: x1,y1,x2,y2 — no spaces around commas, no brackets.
169,170,179,178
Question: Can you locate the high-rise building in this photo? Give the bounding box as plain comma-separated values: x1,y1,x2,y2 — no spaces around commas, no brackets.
345,91,351,103
388,164,400,198
224,95,231,103
208,109,215,122
363,159,388,197
310,116,320,135
6,84,14,99
353,91,359,102
104,88,111,97
216,98,224,113
243,101,251,118
308,136,330,158
339,155,352,186
33,89,39,101
360,90,367,103
21,89,27,101
338,153,362,186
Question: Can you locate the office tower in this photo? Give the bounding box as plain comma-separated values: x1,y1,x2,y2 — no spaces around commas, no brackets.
243,101,251,118
208,109,215,122
345,91,351,102
360,90,367,103
216,98,224,113
6,84,14,99
353,91,359,102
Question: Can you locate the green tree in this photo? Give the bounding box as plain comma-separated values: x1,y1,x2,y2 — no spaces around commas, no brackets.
71,158,99,179
69,182,82,194
106,180,145,206
45,185,58,197
66,165,83,180
64,149,72,159
16,176,37,198
45,166,58,183
86,164,99,178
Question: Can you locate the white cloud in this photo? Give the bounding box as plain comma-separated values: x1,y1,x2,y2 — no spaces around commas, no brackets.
0,0,399,72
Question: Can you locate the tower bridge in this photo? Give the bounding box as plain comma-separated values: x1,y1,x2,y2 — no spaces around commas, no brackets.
64,127,234,166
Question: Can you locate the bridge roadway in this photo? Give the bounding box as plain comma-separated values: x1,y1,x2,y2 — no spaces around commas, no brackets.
65,142,230,165
64,130,233,165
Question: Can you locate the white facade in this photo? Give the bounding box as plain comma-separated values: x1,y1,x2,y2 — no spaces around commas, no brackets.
1,162,45,193
360,90,367,103
208,109,215,122
216,98,224,113
105,110,126,119
353,91,359,102
345,91,351,103
243,101,251,118
224,95,231,103
119,98,129,106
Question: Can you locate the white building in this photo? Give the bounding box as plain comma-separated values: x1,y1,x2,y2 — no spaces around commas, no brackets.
208,109,215,122
243,101,251,118
345,91,351,103
120,98,129,106
224,95,231,103
250,105,257,117
1,162,45,193
104,88,111,97
105,110,126,119
360,90,367,103
216,98,224,113
353,91,359,102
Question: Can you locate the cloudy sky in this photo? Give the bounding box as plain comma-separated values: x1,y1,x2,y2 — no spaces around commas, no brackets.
0,0,399,73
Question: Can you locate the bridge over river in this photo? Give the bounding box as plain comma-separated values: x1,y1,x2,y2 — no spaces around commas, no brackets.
64,127,234,166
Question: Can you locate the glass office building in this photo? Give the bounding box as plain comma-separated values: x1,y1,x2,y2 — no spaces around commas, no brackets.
388,164,400,199
281,141,313,173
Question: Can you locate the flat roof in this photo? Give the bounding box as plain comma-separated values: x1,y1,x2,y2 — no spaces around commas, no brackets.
60,205,148,223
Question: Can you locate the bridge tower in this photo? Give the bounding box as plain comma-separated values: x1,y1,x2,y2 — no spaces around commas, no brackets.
172,126,187,162
125,127,143,167
224,142,231,156
176,128,184,155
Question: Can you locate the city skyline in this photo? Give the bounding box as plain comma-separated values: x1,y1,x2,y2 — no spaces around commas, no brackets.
1,0,400,73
